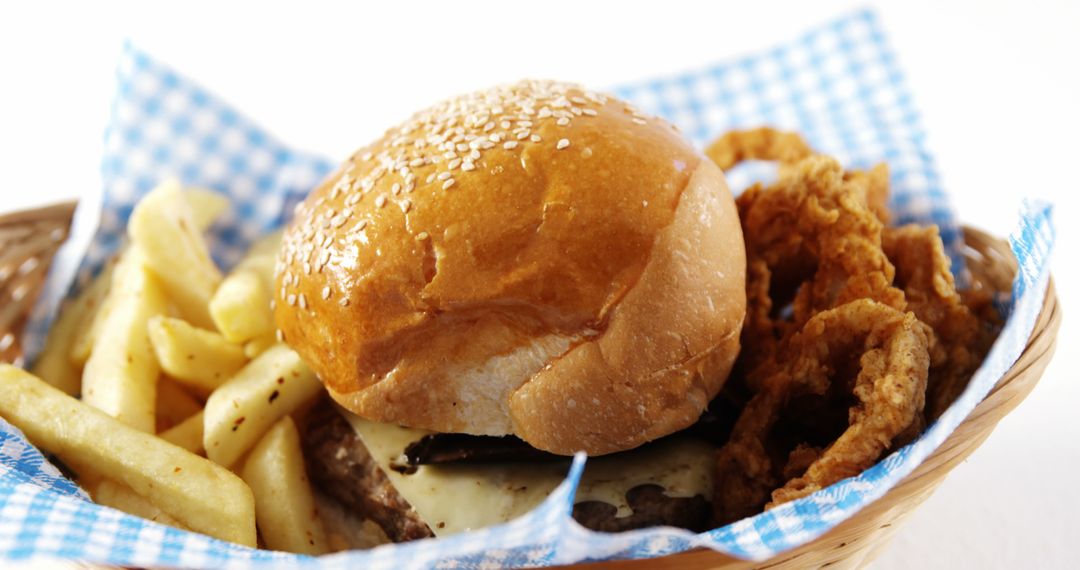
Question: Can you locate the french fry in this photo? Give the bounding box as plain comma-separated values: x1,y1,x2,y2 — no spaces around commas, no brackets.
209,231,281,343
68,254,121,367
129,180,222,329
0,365,256,546
82,249,167,432
29,268,109,395
72,189,223,366
241,416,328,554
203,345,321,468
185,187,229,231
210,271,274,343
160,411,204,454
243,333,277,359
156,379,203,433
148,315,247,394
93,479,186,529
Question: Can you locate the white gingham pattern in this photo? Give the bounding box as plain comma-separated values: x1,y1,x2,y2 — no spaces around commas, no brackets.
3,9,1056,568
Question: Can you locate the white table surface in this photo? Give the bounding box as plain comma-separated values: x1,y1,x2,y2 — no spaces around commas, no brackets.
2,1,1077,568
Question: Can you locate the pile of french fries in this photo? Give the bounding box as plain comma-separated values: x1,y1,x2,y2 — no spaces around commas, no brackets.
0,180,329,554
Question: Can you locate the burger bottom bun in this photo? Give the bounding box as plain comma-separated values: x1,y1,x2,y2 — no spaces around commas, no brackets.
331,159,746,455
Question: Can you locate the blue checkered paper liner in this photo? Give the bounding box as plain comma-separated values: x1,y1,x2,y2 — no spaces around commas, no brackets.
2,8,1057,568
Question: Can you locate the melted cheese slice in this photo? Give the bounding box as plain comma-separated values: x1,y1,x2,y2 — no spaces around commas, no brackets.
342,410,713,536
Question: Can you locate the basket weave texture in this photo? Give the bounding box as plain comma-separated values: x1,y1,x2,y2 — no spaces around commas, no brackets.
0,202,1061,570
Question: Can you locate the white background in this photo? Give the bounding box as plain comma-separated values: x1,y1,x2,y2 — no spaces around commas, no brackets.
1,1,1077,568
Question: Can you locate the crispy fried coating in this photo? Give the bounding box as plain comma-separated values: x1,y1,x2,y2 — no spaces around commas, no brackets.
735,155,906,383
883,225,997,419
706,127,813,170
710,127,890,223
844,163,891,224
767,302,931,506
715,301,931,522
709,128,998,525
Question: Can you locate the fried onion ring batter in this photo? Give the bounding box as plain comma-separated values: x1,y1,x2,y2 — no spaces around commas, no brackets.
735,155,906,383
883,225,997,419
708,128,999,524
714,300,931,522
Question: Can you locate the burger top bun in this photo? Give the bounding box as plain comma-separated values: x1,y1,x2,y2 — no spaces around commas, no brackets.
274,80,746,455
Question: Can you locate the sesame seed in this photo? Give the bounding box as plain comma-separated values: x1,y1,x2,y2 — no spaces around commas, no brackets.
298,294,308,310
279,81,668,305
417,231,430,240
632,118,647,125
276,329,285,342
287,294,297,306
339,297,350,307
322,286,331,300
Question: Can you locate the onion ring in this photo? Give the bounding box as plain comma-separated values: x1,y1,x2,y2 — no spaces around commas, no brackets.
714,300,931,522
882,225,997,419
735,155,906,381
705,127,813,171
710,128,997,524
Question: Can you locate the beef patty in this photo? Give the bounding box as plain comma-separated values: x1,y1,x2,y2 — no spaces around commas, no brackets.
301,399,712,540
302,400,434,542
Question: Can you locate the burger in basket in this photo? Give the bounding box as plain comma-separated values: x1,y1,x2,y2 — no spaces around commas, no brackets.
0,79,1000,554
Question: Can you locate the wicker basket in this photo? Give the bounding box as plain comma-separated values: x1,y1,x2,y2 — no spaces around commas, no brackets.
0,202,1061,570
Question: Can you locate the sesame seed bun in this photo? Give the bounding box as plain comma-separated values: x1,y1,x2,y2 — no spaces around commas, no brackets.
274,80,746,455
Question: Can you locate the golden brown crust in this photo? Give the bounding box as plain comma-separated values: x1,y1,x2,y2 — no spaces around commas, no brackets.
275,81,745,453
509,160,745,454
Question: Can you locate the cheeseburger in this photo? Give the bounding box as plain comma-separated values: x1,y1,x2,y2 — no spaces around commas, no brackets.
273,80,746,542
